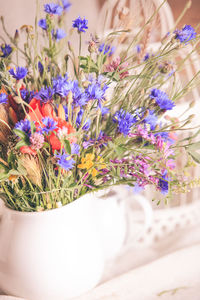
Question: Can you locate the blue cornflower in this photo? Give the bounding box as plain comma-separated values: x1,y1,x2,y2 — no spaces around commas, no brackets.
40,117,57,134
143,53,150,61
72,16,88,33
9,67,28,80
55,151,75,171
136,45,141,53
0,93,8,104
15,119,32,137
38,19,47,30
64,106,91,131
38,61,44,76
150,89,175,110
86,79,108,104
98,43,115,56
52,29,66,41
52,73,73,97
44,3,63,15
113,109,137,136
144,110,157,130
62,0,71,11
158,171,168,194
72,83,88,107
76,109,91,130
20,89,35,103
100,105,110,116
174,25,196,44
0,44,12,58
71,143,80,155
133,183,144,194
133,108,157,130
36,87,54,103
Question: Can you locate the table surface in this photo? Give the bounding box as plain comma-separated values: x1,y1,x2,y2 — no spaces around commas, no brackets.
1,243,200,300
74,243,200,300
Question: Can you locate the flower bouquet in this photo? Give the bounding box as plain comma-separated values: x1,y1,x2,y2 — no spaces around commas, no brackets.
0,0,200,298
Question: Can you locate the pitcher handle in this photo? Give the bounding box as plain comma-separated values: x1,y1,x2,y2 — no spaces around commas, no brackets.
134,194,153,230
123,193,153,248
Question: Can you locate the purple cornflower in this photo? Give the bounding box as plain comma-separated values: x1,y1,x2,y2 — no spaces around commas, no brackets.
38,19,48,30
144,110,158,130
71,143,80,155
64,106,90,130
36,87,54,102
52,73,73,97
0,93,8,104
174,25,196,44
15,119,32,137
55,151,75,171
158,171,169,194
0,44,12,58
132,184,144,193
40,117,57,134
44,3,63,15
98,43,115,56
30,132,44,150
150,89,175,110
52,29,66,41
76,108,91,130
143,53,150,61
62,0,71,11
136,44,141,53
72,16,88,33
113,109,137,136
20,89,35,103
71,82,88,107
100,105,109,116
38,61,44,76
9,67,28,80
83,131,112,149
86,76,108,104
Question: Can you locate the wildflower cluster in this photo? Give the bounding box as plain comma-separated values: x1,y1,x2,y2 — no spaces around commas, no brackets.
0,1,199,212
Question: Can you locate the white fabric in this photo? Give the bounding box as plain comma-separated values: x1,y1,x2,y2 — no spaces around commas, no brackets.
74,243,200,300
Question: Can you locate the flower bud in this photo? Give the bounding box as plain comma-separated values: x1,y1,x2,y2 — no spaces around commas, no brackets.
58,104,66,120
67,91,73,104
14,29,19,42
189,100,195,108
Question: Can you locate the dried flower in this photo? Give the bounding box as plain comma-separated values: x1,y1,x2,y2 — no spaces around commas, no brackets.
20,155,42,187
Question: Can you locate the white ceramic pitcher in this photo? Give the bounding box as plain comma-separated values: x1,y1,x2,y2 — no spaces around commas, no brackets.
0,188,152,300
0,195,104,300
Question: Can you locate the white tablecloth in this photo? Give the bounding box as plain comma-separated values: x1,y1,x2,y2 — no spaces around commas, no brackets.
74,243,200,300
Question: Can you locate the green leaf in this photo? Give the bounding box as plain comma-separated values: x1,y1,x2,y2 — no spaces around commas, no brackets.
17,161,27,176
13,129,27,139
7,151,16,166
64,139,71,155
117,166,121,177
186,142,200,151
15,139,29,150
8,169,22,176
31,122,36,134
188,151,200,164
0,172,9,180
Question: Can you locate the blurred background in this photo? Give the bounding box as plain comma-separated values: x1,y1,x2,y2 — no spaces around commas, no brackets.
0,1,200,299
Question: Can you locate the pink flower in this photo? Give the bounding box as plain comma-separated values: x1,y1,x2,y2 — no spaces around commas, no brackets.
156,135,164,150
166,159,176,169
30,132,44,150
105,56,129,79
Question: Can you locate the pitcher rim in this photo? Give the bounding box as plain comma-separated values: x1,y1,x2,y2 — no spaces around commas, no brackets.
0,193,93,216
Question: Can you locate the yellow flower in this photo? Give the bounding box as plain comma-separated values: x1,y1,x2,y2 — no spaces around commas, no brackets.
78,153,95,170
78,154,106,177
8,175,19,183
